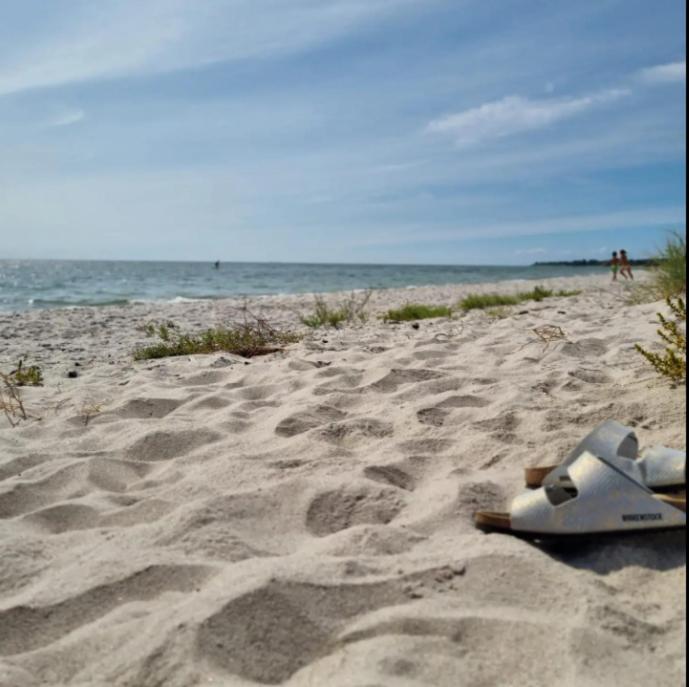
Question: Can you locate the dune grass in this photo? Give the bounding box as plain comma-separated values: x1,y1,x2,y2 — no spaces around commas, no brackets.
459,285,580,312
459,293,522,311
383,303,453,322
650,231,686,298
8,359,43,386
300,291,371,328
1,372,28,427
134,319,300,360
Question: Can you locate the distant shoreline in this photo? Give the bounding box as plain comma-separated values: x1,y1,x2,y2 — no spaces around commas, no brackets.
533,259,655,267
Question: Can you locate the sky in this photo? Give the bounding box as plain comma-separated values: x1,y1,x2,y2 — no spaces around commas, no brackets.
0,0,685,265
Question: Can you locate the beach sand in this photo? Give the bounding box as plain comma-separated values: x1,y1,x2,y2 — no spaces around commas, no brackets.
0,273,685,686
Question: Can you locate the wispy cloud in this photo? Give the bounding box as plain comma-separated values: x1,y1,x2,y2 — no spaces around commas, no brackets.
47,108,85,128
426,88,630,148
0,0,422,96
637,61,686,84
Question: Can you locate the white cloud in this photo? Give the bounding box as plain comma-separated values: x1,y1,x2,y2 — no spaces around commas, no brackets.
47,108,85,128
638,61,686,84
0,0,422,96
426,89,630,148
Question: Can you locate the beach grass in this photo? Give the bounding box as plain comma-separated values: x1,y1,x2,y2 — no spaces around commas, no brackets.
1,372,28,427
383,303,453,322
9,360,43,386
134,321,300,360
651,231,686,298
459,293,522,311
300,291,371,328
459,286,581,311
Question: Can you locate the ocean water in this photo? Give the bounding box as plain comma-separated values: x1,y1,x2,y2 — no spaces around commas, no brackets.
0,260,607,312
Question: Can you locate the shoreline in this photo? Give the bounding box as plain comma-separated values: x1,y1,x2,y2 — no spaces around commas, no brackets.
1,272,641,372
0,262,619,315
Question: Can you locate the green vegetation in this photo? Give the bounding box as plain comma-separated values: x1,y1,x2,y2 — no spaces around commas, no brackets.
9,359,43,386
0,359,43,427
458,285,581,312
141,321,176,339
134,319,300,360
459,293,522,311
650,231,686,298
300,291,371,328
383,303,453,322
635,297,686,385
625,232,686,305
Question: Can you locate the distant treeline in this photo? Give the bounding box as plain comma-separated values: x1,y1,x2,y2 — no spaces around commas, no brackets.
533,259,656,267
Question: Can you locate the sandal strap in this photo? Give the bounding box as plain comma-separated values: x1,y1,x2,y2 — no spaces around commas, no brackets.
543,420,639,487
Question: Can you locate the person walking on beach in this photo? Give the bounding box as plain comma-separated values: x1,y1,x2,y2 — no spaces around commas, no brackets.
619,249,633,280
609,251,620,281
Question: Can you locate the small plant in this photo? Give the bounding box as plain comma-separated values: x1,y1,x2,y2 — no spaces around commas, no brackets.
0,372,28,427
134,311,300,361
80,400,104,426
635,297,686,384
9,360,43,386
532,324,568,349
300,291,371,328
523,286,553,301
300,298,350,328
140,321,176,339
383,303,452,322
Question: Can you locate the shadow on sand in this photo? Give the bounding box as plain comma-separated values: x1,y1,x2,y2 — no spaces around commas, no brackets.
538,529,686,574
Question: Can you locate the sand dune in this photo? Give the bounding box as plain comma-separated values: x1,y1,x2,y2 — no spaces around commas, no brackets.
0,274,685,686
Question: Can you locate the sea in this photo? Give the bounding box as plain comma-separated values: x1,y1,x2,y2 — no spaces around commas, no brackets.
0,260,608,313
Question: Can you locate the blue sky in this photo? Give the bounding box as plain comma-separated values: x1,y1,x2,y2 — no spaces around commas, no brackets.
0,0,685,265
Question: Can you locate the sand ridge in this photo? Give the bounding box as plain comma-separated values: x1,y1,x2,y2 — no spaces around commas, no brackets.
0,274,685,686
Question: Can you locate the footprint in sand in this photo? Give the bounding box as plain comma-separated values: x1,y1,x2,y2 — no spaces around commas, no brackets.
370,368,445,393
561,338,608,359
305,484,406,536
275,405,347,438
318,418,394,445
110,397,184,419
236,384,281,401
567,368,611,385
472,412,520,443
180,370,229,387
0,564,215,656
195,566,466,684
311,369,367,396
417,394,492,426
127,428,221,461
397,438,454,455
187,394,234,411
363,464,416,491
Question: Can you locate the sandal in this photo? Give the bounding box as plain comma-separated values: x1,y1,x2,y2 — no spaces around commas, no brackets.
476,451,686,538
